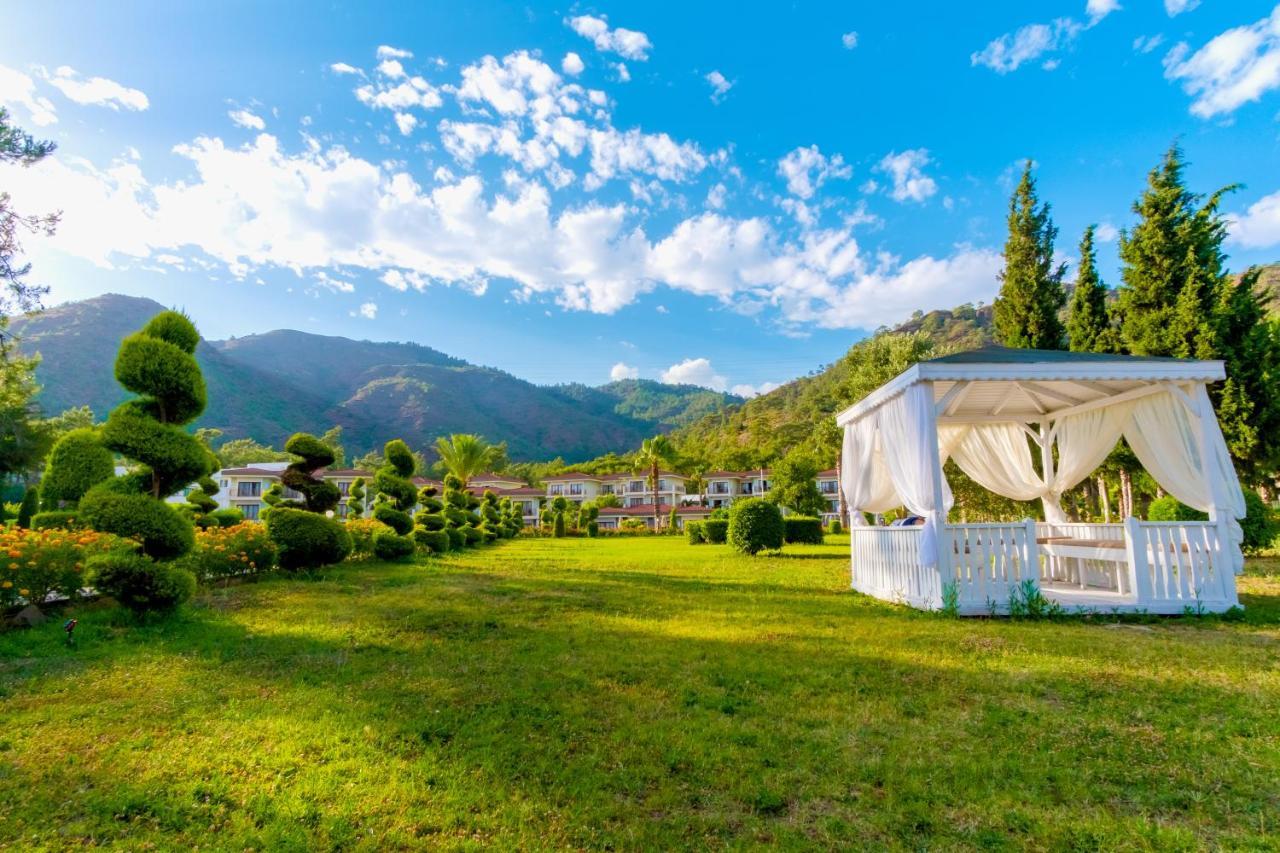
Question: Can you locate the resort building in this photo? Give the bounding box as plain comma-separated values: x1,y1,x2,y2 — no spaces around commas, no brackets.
542,471,690,508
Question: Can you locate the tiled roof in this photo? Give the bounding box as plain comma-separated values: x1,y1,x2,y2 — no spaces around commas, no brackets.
704,469,772,478
323,469,373,478
597,504,713,516
219,467,285,476
465,485,542,496
816,468,837,477
540,472,601,482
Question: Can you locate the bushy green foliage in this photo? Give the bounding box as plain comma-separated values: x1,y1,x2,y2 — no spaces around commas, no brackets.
30,510,79,530
89,552,195,615
783,516,825,545
993,161,1066,350
266,506,353,571
686,521,706,544
346,518,393,560
827,518,843,535
667,506,679,532
39,428,113,508
208,508,244,528
553,512,567,538
586,520,599,538
80,486,195,560
279,433,340,512
413,527,451,554
769,447,828,517
184,522,276,582
369,439,416,558
184,458,221,527
703,519,729,544
1147,496,1207,522
1241,491,1278,554
1067,225,1112,353
347,477,366,518
16,486,37,528
727,498,785,555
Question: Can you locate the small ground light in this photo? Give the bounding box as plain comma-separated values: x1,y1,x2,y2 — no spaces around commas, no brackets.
63,618,78,646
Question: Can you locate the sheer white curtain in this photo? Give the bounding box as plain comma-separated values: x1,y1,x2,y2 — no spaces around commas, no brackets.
840,416,900,524
876,383,951,567
945,423,1045,501
1125,389,1246,569
1050,403,1133,498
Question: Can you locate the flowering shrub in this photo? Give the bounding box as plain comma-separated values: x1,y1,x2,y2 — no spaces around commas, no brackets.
346,517,394,560
0,526,131,609
183,522,277,582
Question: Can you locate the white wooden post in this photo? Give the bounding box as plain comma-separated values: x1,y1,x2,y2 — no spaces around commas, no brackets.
1023,518,1040,584
1124,516,1153,604
922,381,951,597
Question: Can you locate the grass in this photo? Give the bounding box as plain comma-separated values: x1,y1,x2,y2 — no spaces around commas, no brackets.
2,535,1278,849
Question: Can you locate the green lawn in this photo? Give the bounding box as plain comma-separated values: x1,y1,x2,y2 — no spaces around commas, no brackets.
2,536,1278,850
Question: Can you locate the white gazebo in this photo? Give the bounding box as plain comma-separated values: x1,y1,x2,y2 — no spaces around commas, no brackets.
835,347,1247,615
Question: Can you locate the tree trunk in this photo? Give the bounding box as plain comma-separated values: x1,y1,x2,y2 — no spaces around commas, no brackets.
1119,469,1133,519
1098,475,1111,523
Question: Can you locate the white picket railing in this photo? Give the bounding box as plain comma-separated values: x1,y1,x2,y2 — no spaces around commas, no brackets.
945,522,1039,612
1036,521,1125,588
1124,519,1235,610
848,526,936,608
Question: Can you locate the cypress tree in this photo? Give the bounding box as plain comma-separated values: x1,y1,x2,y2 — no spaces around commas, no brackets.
1066,226,1112,352
993,161,1067,350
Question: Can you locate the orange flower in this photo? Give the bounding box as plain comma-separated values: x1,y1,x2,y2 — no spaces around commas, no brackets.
1,581,11,589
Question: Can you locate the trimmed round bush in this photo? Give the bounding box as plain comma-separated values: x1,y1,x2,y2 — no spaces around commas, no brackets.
208,507,244,528
1147,495,1207,522
89,552,195,615
727,498,785,555
40,428,114,507
703,519,729,544
828,518,843,535
413,527,451,554
30,510,80,530
79,485,195,561
686,520,706,544
783,516,825,545
266,507,353,571
373,530,416,561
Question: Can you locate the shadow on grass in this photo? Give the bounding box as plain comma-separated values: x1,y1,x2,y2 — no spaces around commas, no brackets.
1,556,1278,848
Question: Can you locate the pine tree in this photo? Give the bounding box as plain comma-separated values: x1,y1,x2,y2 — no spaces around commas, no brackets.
1066,225,1112,353
993,161,1067,350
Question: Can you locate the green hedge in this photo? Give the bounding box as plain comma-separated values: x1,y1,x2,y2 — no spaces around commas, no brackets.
827,518,843,535
265,507,353,571
783,516,825,545
79,485,195,561
686,521,706,544
703,519,729,544
30,511,80,530
208,508,244,528
89,552,195,615
727,498,784,555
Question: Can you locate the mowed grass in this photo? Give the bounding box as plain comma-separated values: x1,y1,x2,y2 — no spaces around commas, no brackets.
2,536,1279,850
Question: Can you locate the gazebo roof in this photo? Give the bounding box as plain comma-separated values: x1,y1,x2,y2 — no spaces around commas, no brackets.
836,346,1225,426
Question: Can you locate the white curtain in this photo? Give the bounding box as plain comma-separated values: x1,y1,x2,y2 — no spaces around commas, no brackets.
840,416,900,523
876,383,951,567
945,423,1045,502
1051,403,1134,497
1125,389,1246,569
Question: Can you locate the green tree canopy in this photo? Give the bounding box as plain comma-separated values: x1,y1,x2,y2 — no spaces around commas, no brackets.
1066,225,1112,353
993,160,1067,350
433,433,499,485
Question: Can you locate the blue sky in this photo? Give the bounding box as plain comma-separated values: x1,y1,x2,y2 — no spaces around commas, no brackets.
2,1,1279,395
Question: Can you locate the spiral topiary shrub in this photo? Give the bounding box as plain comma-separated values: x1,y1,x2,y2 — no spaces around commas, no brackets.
413,485,450,553
703,519,729,544
371,439,417,559
265,432,351,570
184,452,221,528
347,477,366,519
76,311,212,613
783,516,825,545
727,498,785,555
266,507,353,571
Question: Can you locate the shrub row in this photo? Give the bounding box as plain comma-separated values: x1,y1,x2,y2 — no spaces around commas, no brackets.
685,519,728,545
783,516,825,545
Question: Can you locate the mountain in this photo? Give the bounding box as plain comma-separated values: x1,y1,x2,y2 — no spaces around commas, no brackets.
11,294,741,461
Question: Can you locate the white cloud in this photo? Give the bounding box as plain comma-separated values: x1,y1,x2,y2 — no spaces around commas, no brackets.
394,112,418,135
357,301,378,319
377,45,413,60
355,75,443,112
0,65,57,126
377,59,406,79
612,62,631,82
971,18,1083,73
330,62,362,75
609,362,639,381
567,15,652,61
875,149,938,203
562,52,585,76
1227,189,1280,248
842,31,859,49
777,145,851,199
1165,0,1199,17
731,381,780,398
228,109,265,130
706,182,727,209
705,70,733,102
46,66,149,111
661,357,727,391
1086,0,1121,25
1162,7,1280,119
1133,34,1165,54
1095,222,1120,242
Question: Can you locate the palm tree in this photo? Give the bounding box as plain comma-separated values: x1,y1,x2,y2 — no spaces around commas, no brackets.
686,468,708,507
633,435,678,530
433,433,499,487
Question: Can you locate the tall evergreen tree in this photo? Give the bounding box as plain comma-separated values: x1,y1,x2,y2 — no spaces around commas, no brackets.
993,161,1067,350
1066,225,1112,353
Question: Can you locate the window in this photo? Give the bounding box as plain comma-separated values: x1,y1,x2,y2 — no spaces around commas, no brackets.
569,483,584,496
242,503,260,520
337,503,349,518
600,484,614,494
828,499,839,512
819,480,838,494
628,480,644,492
710,482,730,495
549,485,564,495
220,479,228,489
338,480,350,496
237,481,261,498
283,487,302,500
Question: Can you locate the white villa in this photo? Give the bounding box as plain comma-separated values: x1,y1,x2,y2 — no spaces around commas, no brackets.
835,347,1248,615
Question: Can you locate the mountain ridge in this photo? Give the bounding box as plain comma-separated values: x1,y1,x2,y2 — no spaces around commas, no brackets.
11,293,744,460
